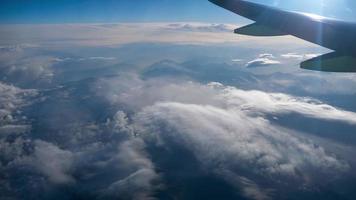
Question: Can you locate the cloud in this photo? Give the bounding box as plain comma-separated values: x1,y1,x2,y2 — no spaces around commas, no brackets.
104,168,158,200
95,78,354,198
135,101,348,177
98,77,356,125
246,54,281,68
0,82,36,135
0,23,316,48
0,44,39,53
259,54,275,58
231,58,243,62
217,171,273,200
95,75,221,111
0,108,160,199
0,125,30,135
0,46,59,88
30,140,75,184
218,86,356,125
281,53,321,60
0,82,36,112
77,57,117,61
2,72,356,199
132,94,350,200
251,71,356,96
0,137,29,167
1,21,355,200
0,43,123,88
166,23,234,33
101,140,160,200
5,56,56,83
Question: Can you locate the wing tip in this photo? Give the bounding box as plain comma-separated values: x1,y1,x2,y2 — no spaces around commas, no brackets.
300,53,356,72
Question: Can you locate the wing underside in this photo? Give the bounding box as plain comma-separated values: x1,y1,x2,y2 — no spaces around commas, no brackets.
234,23,287,36
209,0,356,72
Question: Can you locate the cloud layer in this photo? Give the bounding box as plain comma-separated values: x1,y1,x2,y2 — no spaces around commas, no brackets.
2,72,356,199
0,23,318,48
99,78,355,199
1,22,356,200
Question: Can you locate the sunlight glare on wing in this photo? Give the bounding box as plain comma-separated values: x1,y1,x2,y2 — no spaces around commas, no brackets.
300,12,327,22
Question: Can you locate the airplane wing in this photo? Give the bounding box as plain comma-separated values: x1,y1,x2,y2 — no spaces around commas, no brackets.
209,0,356,72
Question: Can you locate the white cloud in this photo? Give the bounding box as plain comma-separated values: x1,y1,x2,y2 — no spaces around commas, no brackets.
131,87,352,198
0,82,36,135
0,44,39,53
102,140,160,200
31,140,75,184
98,77,356,125
280,53,304,59
2,72,355,199
0,82,35,112
105,169,158,200
246,54,281,68
1,108,160,198
259,53,275,59
95,78,354,196
281,53,321,60
135,102,349,177
0,47,58,87
166,23,234,33
106,111,134,135
7,56,55,80
218,86,356,125
231,58,243,62
78,57,117,61
1,21,354,199
0,23,317,48
95,74,220,111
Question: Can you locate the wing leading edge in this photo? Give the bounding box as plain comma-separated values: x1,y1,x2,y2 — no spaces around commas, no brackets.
209,0,356,72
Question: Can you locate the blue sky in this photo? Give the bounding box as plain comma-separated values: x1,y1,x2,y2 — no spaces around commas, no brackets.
0,0,355,24
0,0,236,23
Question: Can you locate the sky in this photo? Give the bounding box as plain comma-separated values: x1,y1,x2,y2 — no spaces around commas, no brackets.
0,0,356,24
